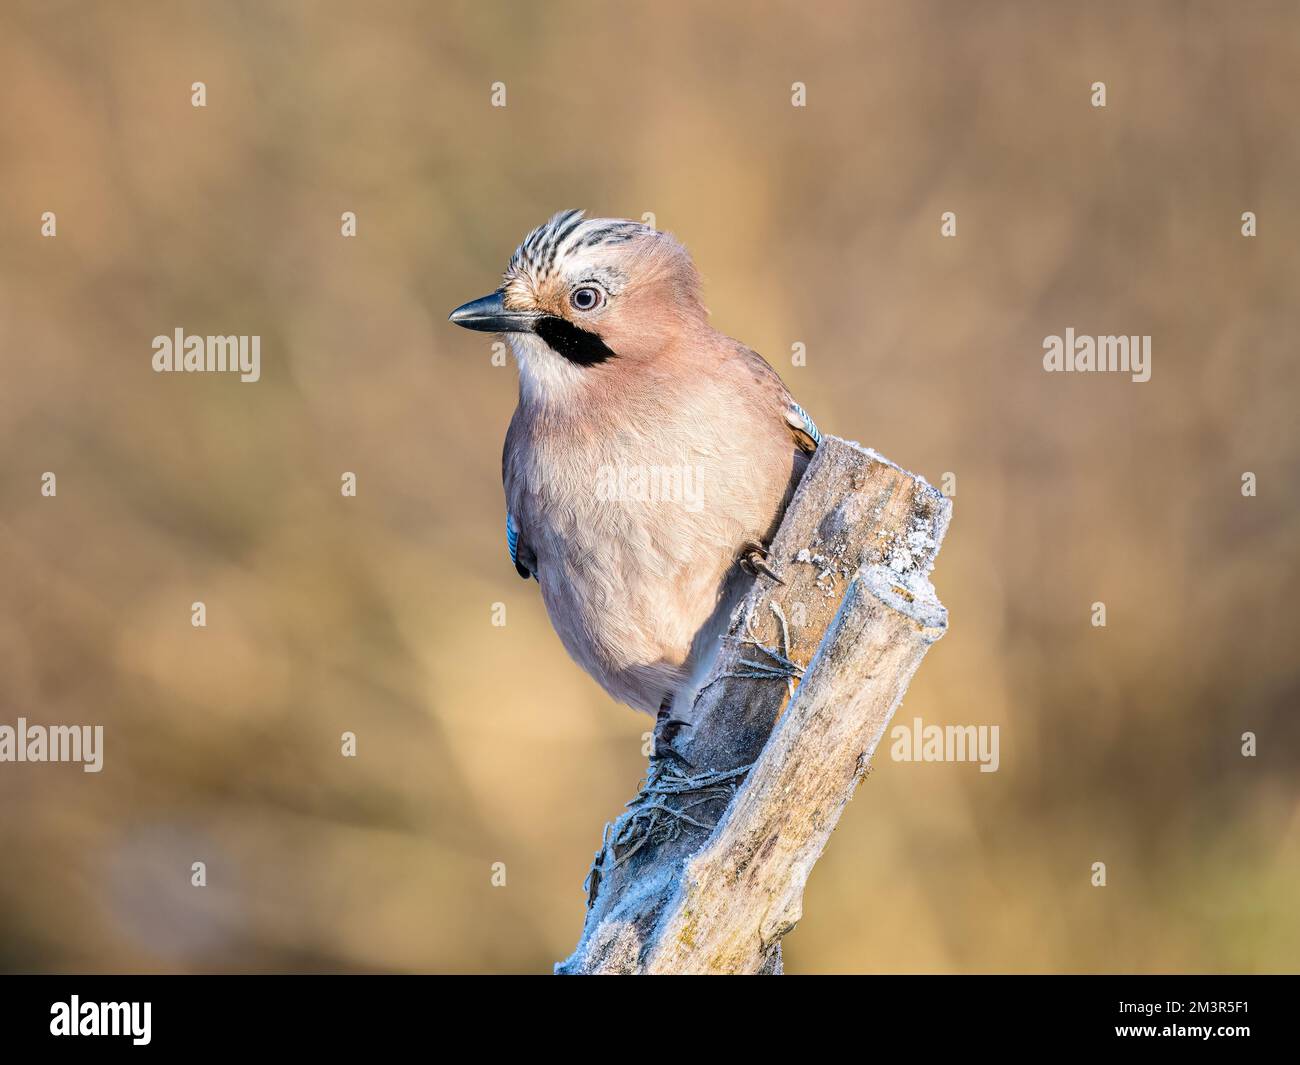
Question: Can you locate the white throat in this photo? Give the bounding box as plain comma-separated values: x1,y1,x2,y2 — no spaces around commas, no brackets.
508,332,591,407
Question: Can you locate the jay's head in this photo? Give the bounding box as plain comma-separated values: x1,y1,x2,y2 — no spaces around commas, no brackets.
449,211,706,401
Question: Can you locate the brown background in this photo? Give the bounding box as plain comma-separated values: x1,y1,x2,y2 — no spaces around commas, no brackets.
1,0,1297,973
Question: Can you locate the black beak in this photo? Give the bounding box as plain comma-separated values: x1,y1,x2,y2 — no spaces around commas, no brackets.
448,290,537,333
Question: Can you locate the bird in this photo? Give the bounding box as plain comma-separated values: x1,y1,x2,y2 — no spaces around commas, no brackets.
449,210,821,731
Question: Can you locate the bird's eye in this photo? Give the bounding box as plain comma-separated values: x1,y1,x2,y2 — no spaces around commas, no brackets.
570,286,603,312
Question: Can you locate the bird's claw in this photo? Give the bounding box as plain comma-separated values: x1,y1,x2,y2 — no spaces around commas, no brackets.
654,698,694,766
738,540,784,584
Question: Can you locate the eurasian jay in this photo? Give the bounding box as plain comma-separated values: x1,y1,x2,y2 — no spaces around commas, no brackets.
450,211,821,724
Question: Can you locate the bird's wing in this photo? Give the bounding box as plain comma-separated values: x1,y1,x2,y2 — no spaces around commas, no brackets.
784,399,822,452
735,344,822,453
505,512,535,580
502,413,538,580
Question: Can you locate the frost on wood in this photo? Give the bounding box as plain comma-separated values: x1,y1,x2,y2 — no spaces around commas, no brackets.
557,436,951,975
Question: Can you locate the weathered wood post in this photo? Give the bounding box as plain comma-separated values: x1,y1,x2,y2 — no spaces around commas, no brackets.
557,437,951,975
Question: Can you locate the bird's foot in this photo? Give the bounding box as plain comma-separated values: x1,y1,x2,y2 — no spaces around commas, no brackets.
738,540,784,584
653,696,694,767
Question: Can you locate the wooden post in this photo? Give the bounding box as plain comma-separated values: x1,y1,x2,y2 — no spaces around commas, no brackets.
557,437,951,975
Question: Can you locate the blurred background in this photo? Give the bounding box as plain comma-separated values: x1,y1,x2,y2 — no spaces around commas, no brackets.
1,0,1297,973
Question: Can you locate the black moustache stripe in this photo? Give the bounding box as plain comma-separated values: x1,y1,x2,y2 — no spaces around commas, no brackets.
534,316,617,366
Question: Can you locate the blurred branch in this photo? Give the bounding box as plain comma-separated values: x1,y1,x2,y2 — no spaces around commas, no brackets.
558,437,951,974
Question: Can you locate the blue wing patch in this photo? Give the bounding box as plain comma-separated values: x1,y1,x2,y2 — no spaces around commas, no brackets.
505,512,533,579
506,512,520,568
788,400,822,447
